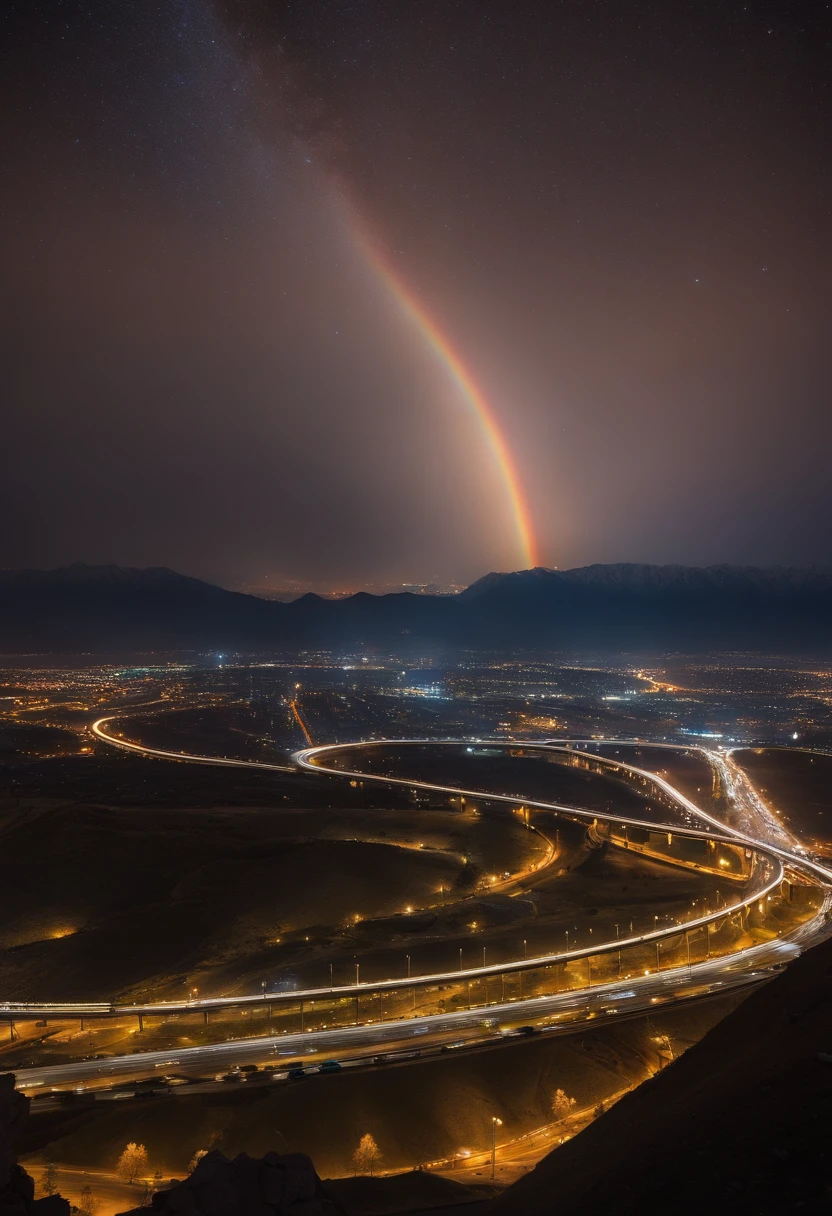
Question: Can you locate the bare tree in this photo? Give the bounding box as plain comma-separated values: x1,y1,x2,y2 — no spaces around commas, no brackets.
551,1088,576,1125
40,1160,59,1197
117,1143,150,1185
352,1133,383,1177
79,1185,101,1216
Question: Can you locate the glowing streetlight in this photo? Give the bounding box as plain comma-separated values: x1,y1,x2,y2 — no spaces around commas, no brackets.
491,1117,503,1179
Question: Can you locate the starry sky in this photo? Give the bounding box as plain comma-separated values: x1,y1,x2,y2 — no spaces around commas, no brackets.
1,0,830,590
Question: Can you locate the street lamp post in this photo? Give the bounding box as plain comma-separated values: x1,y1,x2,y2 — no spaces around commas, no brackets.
491,1117,502,1179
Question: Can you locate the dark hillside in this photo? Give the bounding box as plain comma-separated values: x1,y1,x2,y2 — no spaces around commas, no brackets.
491,927,832,1215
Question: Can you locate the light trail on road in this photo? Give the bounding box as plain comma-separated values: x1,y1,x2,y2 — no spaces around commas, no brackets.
8,719,826,1091
7,728,789,1020
12,934,803,1092
90,717,295,773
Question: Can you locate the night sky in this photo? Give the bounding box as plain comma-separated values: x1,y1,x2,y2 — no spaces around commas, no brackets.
1,1,830,589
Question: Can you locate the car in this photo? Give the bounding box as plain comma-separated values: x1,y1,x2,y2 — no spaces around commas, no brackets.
514,1025,539,1036
373,1054,389,1064
221,1073,243,1083
238,1064,258,1073
281,1062,306,1070
318,1060,341,1073
287,1068,306,1080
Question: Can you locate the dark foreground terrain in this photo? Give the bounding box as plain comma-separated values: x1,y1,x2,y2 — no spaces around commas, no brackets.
489,921,832,1215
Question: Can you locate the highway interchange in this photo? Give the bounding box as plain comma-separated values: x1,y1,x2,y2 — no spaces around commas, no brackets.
7,720,832,1097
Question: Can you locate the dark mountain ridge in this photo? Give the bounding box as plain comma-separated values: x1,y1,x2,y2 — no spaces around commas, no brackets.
0,562,830,653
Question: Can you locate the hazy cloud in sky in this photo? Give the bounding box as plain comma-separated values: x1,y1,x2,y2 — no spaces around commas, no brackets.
1,0,830,587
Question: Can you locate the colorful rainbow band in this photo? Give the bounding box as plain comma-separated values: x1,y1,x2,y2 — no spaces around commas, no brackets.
346,212,539,571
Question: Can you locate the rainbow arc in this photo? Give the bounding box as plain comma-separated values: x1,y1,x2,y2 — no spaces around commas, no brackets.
344,206,539,571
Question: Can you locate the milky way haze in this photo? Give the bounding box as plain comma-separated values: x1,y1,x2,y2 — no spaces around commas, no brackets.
1,1,830,588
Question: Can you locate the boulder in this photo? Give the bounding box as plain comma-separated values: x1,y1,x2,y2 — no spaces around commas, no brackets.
0,1074,70,1216
118,1150,342,1216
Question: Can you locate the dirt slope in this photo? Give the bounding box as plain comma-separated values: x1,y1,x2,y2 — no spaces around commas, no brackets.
491,929,832,1215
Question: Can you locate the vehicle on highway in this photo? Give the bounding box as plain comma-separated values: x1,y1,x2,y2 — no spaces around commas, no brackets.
287,1068,307,1080
319,1059,341,1073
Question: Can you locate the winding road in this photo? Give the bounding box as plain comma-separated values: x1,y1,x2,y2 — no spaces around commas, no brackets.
6,719,832,1093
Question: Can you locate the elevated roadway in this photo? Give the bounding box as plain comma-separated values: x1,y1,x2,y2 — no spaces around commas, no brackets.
5,720,830,1091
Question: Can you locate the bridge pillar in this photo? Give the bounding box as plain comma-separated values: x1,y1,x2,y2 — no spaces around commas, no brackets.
138,1014,144,1032
300,1001,305,1033
203,1010,208,1026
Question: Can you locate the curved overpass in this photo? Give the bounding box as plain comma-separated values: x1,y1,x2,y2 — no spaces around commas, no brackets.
6,718,830,1090
8,725,825,1014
